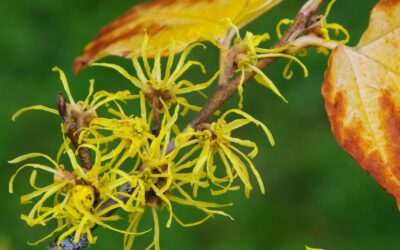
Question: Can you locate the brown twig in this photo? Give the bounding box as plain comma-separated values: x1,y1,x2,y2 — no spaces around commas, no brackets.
217,28,238,86
57,94,92,170
151,96,161,136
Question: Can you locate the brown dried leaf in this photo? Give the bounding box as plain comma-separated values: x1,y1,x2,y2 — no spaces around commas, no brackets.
73,0,282,73
322,0,400,206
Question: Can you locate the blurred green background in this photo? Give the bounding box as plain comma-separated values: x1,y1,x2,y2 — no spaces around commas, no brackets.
1,0,400,249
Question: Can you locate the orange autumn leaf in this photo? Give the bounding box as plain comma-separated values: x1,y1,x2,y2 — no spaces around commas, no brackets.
322,0,400,206
73,0,282,73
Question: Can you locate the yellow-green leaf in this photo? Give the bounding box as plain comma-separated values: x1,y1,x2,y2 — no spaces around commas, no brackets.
73,0,282,73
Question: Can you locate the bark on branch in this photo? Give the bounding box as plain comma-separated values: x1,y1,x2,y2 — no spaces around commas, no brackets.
57,94,93,170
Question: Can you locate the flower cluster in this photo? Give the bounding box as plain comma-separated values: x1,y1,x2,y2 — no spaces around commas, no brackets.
10,35,275,250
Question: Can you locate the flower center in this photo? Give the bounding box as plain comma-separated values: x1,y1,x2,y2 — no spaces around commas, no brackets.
70,185,95,211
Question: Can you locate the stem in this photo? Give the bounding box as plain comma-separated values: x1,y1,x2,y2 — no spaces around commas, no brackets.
57,94,92,170
152,97,161,136
218,28,237,86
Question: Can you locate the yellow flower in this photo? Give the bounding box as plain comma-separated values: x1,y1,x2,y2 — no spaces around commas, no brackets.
12,67,136,130
272,0,349,81
92,34,219,115
276,0,350,55
180,109,274,198
313,0,350,45
107,106,232,250
231,26,308,108
79,92,155,173
8,142,138,249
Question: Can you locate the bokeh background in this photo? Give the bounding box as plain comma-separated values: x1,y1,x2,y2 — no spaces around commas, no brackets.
1,0,400,249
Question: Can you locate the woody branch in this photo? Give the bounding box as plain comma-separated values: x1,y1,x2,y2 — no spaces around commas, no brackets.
57,94,93,170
